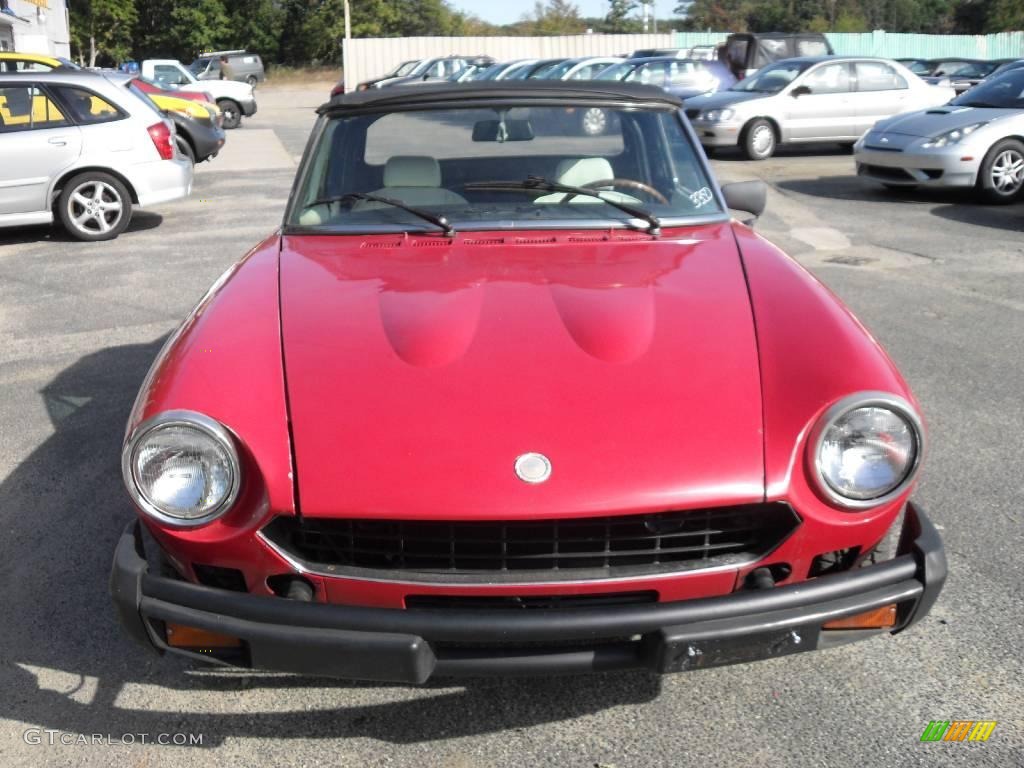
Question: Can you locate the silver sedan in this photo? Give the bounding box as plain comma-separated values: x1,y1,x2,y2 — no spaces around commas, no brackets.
686,56,954,160
855,66,1024,202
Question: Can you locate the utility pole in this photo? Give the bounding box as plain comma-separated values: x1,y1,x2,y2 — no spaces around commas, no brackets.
343,0,352,93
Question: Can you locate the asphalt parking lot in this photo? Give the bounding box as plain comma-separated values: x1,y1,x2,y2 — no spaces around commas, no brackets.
0,83,1021,767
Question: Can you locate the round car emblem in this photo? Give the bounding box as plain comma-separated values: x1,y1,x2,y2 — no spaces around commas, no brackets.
515,453,551,484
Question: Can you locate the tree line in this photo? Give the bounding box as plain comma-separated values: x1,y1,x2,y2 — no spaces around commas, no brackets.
70,0,1024,69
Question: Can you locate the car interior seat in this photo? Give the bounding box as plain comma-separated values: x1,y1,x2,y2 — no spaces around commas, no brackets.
535,157,641,204
360,155,468,208
297,155,467,226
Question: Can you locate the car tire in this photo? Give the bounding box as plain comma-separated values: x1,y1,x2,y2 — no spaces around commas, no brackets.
580,107,607,136
218,99,242,129
175,134,196,165
57,171,132,242
742,119,776,160
976,139,1024,204
246,75,258,87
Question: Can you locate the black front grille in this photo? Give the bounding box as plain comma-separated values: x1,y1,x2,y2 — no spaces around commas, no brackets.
262,503,799,583
405,591,657,610
859,164,916,181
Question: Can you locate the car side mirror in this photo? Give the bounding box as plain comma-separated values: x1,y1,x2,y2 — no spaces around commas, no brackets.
791,85,812,97
721,181,767,223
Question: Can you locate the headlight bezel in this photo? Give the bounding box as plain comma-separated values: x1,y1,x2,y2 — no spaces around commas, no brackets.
701,108,736,123
122,410,242,528
809,392,924,511
921,121,988,148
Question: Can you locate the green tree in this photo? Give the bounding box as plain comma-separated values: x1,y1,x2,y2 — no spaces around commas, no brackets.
69,0,137,67
605,0,639,32
168,0,231,59
678,0,750,30
986,0,1024,30
224,0,285,62
526,0,587,35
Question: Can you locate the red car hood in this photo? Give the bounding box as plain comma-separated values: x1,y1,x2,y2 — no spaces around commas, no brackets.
279,224,764,520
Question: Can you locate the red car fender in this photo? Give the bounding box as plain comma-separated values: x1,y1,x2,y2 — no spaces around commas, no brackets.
733,224,921,573
125,234,295,546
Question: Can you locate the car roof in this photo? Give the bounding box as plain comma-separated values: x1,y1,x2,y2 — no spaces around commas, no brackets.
321,80,681,113
0,69,105,84
626,56,703,65
0,51,60,62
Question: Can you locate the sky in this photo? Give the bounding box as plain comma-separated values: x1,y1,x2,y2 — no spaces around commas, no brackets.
446,1,682,27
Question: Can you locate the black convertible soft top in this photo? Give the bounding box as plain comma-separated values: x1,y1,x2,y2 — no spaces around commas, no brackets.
319,80,682,115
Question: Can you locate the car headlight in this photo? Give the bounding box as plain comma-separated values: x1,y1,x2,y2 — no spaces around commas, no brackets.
810,393,923,509
922,122,988,148
701,108,735,122
122,410,241,526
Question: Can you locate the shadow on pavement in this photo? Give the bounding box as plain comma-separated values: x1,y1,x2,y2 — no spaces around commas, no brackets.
709,143,852,161
930,200,1024,232
0,339,661,748
775,175,978,206
0,212,164,246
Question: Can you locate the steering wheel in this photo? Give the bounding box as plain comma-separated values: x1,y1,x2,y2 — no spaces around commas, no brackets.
561,179,670,206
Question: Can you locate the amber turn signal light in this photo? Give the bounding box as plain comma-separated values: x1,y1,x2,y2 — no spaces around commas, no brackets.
822,604,898,630
165,623,242,648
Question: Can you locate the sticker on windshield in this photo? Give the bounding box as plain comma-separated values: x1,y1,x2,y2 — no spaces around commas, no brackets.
690,187,714,208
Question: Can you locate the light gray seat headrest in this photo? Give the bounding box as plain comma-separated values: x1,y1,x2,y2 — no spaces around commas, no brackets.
384,155,442,188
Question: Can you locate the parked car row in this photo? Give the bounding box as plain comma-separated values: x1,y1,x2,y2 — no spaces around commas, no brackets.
0,67,192,241
345,46,1024,203
0,49,268,241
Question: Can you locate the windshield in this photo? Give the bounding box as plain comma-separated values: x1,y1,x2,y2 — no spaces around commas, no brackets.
731,61,811,93
596,62,634,81
393,60,419,77
949,62,997,78
952,68,1024,108
188,59,210,74
289,105,722,233
543,60,578,80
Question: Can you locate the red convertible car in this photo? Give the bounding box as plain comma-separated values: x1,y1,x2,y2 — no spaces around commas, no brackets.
111,82,945,682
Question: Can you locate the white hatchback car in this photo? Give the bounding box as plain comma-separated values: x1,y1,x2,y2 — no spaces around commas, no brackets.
0,71,192,241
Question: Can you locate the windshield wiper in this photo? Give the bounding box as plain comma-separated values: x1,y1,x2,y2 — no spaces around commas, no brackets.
954,101,998,108
308,192,455,236
464,176,662,236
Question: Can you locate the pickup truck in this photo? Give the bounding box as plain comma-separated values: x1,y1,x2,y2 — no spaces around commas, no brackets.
141,59,256,129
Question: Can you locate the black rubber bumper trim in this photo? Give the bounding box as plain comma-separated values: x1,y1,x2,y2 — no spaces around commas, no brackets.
110,503,945,681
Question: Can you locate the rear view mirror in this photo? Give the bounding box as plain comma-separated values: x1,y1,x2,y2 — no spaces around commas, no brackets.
472,119,535,142
721,181,767,223
790,85,812,97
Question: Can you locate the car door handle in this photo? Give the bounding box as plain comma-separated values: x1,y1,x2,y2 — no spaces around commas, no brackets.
48,137,68,147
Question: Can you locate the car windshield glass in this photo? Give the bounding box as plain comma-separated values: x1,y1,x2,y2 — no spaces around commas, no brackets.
731,61,811,93
188,59,209,74
596,62,634,81
289,105,722,233
951,68,1024,108
394,61,419,77
544,60,577,79
471,64,504,80
55,57,81,70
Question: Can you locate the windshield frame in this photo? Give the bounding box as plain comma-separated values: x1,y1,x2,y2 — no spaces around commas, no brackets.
284,98,730,236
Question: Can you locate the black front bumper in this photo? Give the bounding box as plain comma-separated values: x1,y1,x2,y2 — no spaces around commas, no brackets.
111,504,945,683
